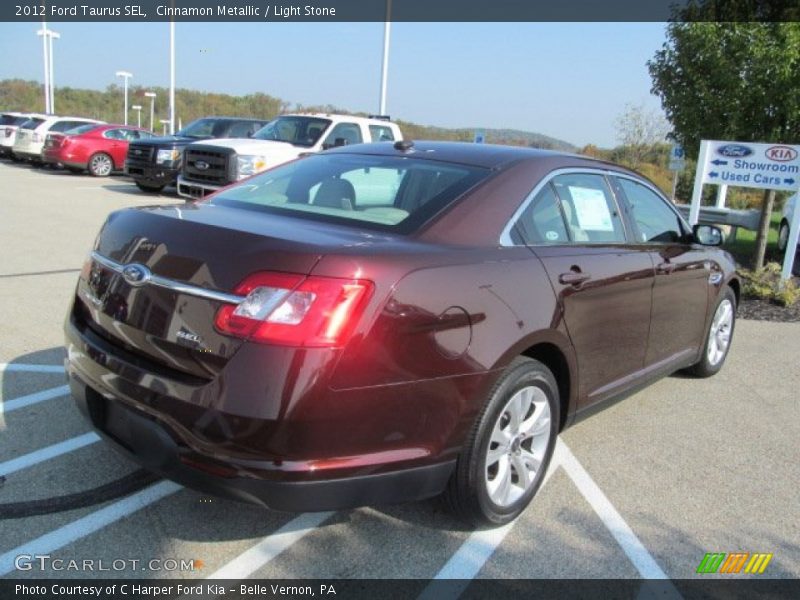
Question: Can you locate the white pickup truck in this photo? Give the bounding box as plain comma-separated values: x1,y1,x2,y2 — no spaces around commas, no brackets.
176,113,403,199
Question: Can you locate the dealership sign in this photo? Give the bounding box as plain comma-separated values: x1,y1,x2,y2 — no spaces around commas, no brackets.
699,140,800,192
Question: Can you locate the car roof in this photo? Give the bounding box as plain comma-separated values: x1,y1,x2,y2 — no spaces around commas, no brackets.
284,113,399,126
326,140,579,169
194,116,267,122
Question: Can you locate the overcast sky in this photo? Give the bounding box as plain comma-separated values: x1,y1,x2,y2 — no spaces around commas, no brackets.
0,22,669,148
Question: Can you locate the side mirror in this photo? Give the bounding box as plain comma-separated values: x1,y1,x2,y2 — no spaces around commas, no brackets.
693,224,724,246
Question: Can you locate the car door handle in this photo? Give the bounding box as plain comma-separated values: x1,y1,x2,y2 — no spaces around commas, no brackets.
657,262,676,274
559,271,591,285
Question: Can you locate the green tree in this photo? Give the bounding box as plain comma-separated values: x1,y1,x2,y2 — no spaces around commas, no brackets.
648,18,800,268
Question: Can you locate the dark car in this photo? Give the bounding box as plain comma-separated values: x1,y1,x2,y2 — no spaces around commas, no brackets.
124,116,269,193
65,141,738,526
43,124,154,176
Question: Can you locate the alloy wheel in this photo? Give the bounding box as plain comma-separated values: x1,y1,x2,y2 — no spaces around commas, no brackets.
485,385,551,507
707,298,733,366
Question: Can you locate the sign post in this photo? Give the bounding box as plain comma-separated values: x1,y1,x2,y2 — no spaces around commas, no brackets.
668,143,685,202
690,139,800,281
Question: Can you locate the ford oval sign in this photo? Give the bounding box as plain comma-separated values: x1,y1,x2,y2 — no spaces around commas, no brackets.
717,144,753,158
195,160,210,171
121,264,151,287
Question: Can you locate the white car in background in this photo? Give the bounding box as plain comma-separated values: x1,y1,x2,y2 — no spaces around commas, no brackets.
176,113,403,199
0,112,43,159
777,194,798,255
12,115,104,164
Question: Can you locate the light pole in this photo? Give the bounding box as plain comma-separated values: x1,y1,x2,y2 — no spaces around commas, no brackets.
115,71,133,125
169,20,175,134
37,27,51,113
47,30,60,113
160,119,171,135
132,105,142,128
378,0,392,116
144,92,157,132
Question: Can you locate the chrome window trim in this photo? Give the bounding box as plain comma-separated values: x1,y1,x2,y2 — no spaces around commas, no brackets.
609,172,693,238
90,251,244,305
499,167,631,247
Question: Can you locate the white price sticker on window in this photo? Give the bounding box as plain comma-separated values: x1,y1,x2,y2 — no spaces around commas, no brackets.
568,186,614,232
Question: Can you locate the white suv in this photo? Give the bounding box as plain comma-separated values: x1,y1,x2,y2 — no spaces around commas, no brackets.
177,113,403,199
0,112,43,159
13,115,103,163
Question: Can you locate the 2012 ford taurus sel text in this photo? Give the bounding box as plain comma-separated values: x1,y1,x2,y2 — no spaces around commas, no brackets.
65,141,738,526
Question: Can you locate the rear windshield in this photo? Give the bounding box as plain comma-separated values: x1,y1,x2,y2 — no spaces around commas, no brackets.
212,153,490,233
253,116,332,148
20,118,45,130
0,114,28,126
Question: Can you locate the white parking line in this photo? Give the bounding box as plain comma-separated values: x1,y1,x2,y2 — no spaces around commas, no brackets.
557,442,670,580
420,458,559,600
0,480,181,577
1,385,70,415
0,432,100,476
207,511,336,579
421,439,672,599
0,363,64,374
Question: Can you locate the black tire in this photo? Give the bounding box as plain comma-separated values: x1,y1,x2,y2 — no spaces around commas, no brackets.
135,181,165,194
687,287,736,378
777,220,790,254
443,356,560,527
87,152,113,177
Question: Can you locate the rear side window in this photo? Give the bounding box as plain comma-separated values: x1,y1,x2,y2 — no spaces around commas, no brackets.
369,125,396,142
511,184,570,245
69,124,101,135
0,114,27,126
103,128,127,140
213,153,489,233
615,177,684,243
550,173,627,243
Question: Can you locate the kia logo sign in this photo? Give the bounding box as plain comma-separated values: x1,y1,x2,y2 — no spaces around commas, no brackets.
717,144,753,158
765,146,798,162
121,264,151,287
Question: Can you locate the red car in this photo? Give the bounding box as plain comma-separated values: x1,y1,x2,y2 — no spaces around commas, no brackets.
44,124,154,176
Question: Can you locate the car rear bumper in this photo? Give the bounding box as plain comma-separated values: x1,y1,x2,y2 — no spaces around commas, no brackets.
64,306,465,511
68,370,454,511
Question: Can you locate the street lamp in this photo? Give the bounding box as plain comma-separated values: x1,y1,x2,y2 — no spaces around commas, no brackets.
378,0,392,115
160,119,171,135
115,71,133,125
47,30,59,113
36,27,51,113
144,92,157,132
131,105,142,128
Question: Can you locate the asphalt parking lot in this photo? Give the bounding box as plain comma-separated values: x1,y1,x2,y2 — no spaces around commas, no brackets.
0,159,798,585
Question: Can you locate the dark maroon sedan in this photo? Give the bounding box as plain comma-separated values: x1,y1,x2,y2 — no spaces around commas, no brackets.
65,141,738,525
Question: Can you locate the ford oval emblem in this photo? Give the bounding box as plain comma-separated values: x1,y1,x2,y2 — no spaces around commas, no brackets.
195,160,210,171
121,264,151,287
717,144,753,158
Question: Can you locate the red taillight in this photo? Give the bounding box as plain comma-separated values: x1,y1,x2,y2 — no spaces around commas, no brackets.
214,272,373,348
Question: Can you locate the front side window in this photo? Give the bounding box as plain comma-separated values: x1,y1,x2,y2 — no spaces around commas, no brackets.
253,116,332,148
550,173,627,243
322,122,363,148
102,128,127,140
50,120,90,133
615,177,684,243
212,153,489,232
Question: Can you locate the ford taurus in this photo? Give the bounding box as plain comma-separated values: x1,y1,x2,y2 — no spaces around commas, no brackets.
65,141,738,526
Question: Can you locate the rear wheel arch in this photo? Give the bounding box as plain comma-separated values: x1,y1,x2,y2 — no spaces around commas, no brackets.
520,342,572,432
